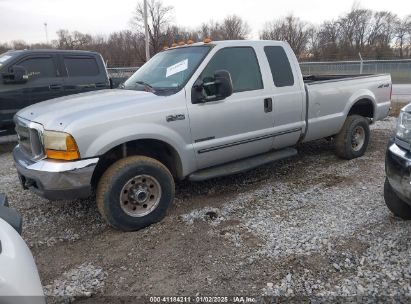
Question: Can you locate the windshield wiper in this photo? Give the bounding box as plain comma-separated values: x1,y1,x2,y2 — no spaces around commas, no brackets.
135,81,154,90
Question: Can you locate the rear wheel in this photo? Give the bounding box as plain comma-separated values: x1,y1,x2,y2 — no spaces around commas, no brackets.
384,178,411,220
335,115,370,160
96,156,175,231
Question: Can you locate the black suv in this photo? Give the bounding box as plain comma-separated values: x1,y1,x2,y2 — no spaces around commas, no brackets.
0,50,110,133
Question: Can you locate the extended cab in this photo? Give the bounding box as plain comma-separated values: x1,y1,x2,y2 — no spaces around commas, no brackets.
0,49,110,133
12,40,392,231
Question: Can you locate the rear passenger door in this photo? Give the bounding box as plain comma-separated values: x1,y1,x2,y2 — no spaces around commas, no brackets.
263,45,305,149
60,55,108,96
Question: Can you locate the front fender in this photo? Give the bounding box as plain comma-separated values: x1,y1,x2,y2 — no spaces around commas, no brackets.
83,123,196,177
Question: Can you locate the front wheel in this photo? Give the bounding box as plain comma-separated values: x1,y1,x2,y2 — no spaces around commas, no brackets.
335,115,370,160
96,156,175,231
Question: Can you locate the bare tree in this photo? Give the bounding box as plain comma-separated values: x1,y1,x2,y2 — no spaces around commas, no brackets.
394,15,411,58
3,5,411,64
55,30,93,49
131,0,173,57
260,15,310,56
198,21,224,41
104,30,145,66
337,6,371,54
164,26,199,45
314,20,341,59
10,40,29,50
220,15,250,40
408,18,411,58
30,42,53,49
0,43,9,54
72,31,93,48
55,29,74,49
349,9,370,50
308,6,407,60
305,26,320,59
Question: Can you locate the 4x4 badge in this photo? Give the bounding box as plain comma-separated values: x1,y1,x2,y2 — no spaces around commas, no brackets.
166,114,185,122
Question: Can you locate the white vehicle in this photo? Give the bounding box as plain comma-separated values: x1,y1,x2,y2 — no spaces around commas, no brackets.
0,198,45,304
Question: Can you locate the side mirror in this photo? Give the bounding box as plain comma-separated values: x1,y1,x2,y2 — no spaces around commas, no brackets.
214,70,233,99
192,69,233,104
2,65,28,84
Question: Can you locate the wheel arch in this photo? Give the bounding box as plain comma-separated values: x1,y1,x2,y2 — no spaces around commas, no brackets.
91,138,185,189
345,90,377,121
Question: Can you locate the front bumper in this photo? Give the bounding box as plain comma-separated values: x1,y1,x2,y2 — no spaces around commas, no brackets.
13,146,99,200
385,138,411,205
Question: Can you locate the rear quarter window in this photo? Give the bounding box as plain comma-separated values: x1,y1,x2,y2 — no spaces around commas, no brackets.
264,46,294,87
64,56,99,77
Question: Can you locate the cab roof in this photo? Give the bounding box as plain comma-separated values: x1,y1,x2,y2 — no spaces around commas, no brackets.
4,49,100,56
166,40,287,50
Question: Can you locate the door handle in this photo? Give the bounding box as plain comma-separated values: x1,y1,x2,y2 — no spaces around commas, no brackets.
49,84,62,90
264,98,273,113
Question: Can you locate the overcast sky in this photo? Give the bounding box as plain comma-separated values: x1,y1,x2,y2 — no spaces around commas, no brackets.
1,0,410,44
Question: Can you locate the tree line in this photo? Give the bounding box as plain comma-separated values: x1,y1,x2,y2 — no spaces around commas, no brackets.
0,1,410,66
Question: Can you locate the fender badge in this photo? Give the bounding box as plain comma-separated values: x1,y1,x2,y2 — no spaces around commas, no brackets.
166,114,185,122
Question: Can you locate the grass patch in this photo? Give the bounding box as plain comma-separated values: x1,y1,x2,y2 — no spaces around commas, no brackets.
390,100,409,117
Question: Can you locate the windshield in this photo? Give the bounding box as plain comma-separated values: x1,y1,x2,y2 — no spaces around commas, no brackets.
123,46,211,93
0,52,14,69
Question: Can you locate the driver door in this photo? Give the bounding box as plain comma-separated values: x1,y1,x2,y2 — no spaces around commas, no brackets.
186,46,275,169
0,55,60,127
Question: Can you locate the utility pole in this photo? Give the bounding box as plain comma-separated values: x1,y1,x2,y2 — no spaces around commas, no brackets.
44,22,49,44
44,22,49,45
144,0,150,61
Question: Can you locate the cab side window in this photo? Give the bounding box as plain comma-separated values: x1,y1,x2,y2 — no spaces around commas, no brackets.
64,57,99,77
200,47,263,93
18,57,57,79
264,46,294,87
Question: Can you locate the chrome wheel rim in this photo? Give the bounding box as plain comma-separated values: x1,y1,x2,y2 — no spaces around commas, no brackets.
351,126,365,152
120,175,162,217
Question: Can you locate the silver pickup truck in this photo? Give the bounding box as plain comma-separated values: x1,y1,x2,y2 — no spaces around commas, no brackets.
12,40,391,231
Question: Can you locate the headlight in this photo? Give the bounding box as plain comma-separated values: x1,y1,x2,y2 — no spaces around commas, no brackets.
396,110,411,143
43,131,80,161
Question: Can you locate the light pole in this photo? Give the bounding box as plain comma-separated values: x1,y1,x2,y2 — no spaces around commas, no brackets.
144,0,150,61
44,22,49,45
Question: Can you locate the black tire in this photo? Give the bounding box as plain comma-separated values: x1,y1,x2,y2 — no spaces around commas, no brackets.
335,115,370,160
384,178,411,220
96,156,175,231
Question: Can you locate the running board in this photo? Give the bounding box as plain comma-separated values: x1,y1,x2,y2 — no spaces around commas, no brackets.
188,148,297,182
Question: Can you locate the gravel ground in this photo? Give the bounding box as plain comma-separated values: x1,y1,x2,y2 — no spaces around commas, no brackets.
1,116,411,302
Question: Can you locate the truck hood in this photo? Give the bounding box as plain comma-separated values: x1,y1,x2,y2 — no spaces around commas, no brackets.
16,89,164,130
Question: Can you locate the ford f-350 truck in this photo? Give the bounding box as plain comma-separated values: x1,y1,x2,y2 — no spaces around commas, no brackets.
12,40,392,231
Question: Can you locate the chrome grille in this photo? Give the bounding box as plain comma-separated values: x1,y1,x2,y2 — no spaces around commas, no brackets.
15,117,45,159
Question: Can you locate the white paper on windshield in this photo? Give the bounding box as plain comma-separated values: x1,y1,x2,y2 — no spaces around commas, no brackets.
166,59,188,78
0,55,12,63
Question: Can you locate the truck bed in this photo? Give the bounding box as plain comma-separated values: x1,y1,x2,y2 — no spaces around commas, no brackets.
302,73,392,143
